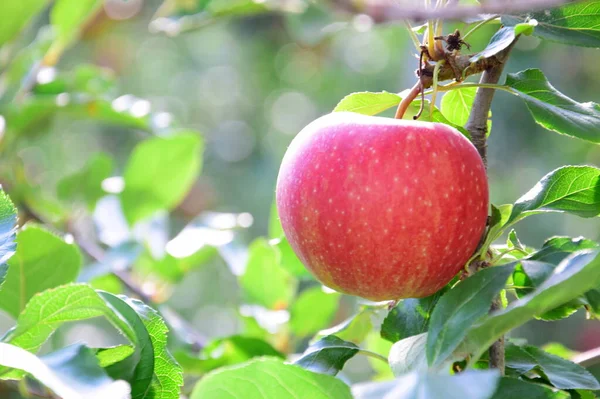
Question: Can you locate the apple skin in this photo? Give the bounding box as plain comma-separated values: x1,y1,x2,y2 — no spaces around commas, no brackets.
276,112,489,301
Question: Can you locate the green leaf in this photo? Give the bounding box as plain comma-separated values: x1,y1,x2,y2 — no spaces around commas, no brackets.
121,133,203,225
175,335,284,375
295,336,359,376
513,261,583,321
507,230,525,251
405,98,471,138
388,333,428,376
465,250,600,359
489,377,557,399
441,87,491,134
381,291,444,343
0,343,130,399
0,225,82,319
272,237,313,280
470,26,517,62
268,200,284,239
57,153,113,210
239,238,296,310
123,299,184,398
507,166,600,225
190,357,352,399
0,283,181,399
542,343,579,360
0,190,17,290
427,265,514,366
333,92,401,116
505,69,600,143
48,0,103,60
290,287,340,338
0,0,50,47
315,311,373,345
101,293,184,399
352,370,499,399
529,236,600,263
502,2,600,48
505,344,600,390
96,346,135,368
98,293,155,395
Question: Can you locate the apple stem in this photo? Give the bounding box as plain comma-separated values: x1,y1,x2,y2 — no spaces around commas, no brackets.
394,81,421,119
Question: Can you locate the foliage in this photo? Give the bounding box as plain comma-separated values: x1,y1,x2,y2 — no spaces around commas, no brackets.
0,0,599,398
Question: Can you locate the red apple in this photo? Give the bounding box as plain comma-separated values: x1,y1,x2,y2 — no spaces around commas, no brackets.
276,112,488,301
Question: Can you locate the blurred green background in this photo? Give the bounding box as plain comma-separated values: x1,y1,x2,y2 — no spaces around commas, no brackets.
2,0,600,390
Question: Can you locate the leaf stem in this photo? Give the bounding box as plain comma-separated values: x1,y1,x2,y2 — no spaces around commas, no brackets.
404,20,423,52
357,349,389,364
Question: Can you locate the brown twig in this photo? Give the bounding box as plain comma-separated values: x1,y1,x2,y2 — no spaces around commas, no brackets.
18,203,207,351
70,228,208,351
368,0,577,22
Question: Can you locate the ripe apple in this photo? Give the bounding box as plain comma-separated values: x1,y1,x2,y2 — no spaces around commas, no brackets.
276,112,488,301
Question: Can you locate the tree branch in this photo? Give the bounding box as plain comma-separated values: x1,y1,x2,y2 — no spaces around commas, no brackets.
19,203,207,351
572,346,600,368
70,228,208,351
367,0,577,22
464,36,519,376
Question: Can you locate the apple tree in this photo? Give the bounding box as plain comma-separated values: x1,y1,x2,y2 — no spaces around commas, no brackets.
0,0,598,398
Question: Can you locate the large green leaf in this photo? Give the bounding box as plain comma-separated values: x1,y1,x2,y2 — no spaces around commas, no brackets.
381,291,444,343
508,166,600,224
513,261,583,321
290,287,339,338
314,310,373,345
529,236,600,263
505,343,600,390
0,284,181,399
121,133,203,225
0,225,82,319
190,357,352,399
489,377,557,399
0,0,50,47
239,238,296,310
427,265,514,366
57,153,113,210
0,343,130,399
470,26,517,62
272,237,313,280
333,92,401,116
109,296,183,399
352,370,499,399
294,336,360,376
506,69,600,143
99,293,156,397
440,87,491,134
48,0,103,61
502,2,600,48
388,333,428,376
0,190,17,290
465,250,600,359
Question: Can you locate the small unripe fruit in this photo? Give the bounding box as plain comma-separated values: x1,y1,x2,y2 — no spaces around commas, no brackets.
276,112,488,301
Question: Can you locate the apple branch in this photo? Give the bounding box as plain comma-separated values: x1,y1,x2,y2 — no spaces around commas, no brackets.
463,37,519,376
364,0,577,22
